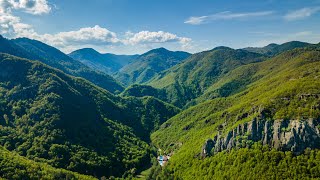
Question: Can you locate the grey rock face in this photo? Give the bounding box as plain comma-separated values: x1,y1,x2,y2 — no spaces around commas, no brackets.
201,139,215,157
202,118,320,157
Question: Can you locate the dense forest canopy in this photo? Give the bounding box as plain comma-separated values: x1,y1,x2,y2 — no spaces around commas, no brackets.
0,53,178,178
0,35,319,179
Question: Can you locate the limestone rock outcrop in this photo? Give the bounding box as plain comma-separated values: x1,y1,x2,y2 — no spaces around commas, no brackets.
202,118,320,157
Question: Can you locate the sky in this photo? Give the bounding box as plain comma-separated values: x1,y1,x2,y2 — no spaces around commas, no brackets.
0,0,320,54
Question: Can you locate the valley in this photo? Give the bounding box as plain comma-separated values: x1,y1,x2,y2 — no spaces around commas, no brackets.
0,1,319,179
0,35,319,179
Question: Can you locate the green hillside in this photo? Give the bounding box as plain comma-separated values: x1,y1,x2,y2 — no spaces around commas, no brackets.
69,48,138,74
0,36,123,93
150,46,320,179
0,53,179,178
244,41,312,56
1,35,319,179
0,146,96,180
115,48,190,86
147,47,266,107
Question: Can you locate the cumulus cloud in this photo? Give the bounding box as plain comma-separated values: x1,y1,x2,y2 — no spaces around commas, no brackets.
284,7,320,21
123,31,191,47
0,12,36,36
0,0,51,15
0,0,51,36
185,11,274,25
0,0,191,52
38,25,120,47
0,1,119,50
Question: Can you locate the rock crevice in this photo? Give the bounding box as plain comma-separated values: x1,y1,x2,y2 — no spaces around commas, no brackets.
202,118,320,157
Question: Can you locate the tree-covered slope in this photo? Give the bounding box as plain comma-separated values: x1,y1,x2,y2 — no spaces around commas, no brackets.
147,47,265,107
121,84,167,103
69,48,138,74
151,46,320,179
0,146,96,180
115,48,191,86
244,41,312,56
0,36,123,93
185,43,319,108
0,53,179,178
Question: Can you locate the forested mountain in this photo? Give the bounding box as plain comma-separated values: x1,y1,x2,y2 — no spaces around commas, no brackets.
115,48,191,86
0,36,319,180
69,48,138,74
140,47,266,107
0,36,123,93
150,46,320,179
123,43,315,108
243,41,312,56
0,146,95,179
0,53,179,178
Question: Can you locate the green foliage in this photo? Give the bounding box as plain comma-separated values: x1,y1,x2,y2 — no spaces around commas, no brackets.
244,41,312,56
0,37,319,179
115,48,190,86
0,146,96,180
0,36,123,93
156,144,320,179
0,53,178,178
148,47,266,107
121,84,168,103
151,46,320,179
69,48,138,74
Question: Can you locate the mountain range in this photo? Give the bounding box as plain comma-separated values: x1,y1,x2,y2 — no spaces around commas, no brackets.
243,41,312,56
115,48,190,86
0,52,178,178
68,48,138,75
0,36,123,93
0,35,319,179
151,44,320,179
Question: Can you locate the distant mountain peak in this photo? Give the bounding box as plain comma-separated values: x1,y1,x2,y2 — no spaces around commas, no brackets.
155,47,169,51
146,47,170,54
211,46,233,51
243,41,312,56
116,47,191,86
71,48,101,54
14,37,31,41
265,43,278,48
78,47,97,52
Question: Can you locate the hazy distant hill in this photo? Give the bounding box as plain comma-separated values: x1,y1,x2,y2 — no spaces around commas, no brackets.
0,36,123,93
243,41,312,56
69,48,138,74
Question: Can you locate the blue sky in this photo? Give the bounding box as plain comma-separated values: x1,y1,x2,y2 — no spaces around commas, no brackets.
1,0,320,54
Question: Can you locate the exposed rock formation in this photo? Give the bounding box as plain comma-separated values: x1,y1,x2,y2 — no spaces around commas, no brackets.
202,118,320,157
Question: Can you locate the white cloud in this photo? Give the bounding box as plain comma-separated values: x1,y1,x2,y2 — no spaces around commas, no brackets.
0,0,191,53
0,13,190,52
184,16,208,25
122,31,192,51
0,12,37,36
185,11,274,25
284,7,320,21
0,1,119,50
0,0,51,36
38,25,120,47
123,31,191,47
0,0,51,15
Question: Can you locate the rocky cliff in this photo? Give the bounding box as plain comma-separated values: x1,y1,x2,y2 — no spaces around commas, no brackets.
202,118,320,157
